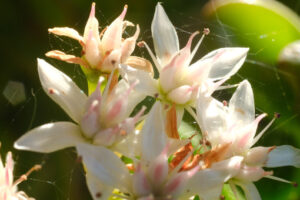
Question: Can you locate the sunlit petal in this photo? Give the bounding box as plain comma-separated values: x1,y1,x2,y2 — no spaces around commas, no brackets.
14,122,85,153
151,3,179,66
265,145,300,168
37,59,87,123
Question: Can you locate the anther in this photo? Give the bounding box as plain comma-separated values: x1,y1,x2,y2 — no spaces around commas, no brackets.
120,129,127,136
137,41,145,48
203,28,210,35
293,182,298,187
274,112,281,119
26,164,42,177
222,100,228,106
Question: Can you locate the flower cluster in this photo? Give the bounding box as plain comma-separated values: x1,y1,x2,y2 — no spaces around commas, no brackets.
9,2,300,200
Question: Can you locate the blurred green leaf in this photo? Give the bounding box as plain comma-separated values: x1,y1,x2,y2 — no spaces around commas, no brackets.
202,0,300,63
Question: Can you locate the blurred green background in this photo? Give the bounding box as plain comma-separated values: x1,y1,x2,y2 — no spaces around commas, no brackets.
1,0,300,199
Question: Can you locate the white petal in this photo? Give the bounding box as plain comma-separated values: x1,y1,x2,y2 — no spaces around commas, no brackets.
37,59,87,123
235,181,261,200
229,80,255,125
265,145,300,168
119,64,158,96
196,95,228,146
14,122,85,153
211,156,244,181
48,27,83,43
148,150,169,186
132,164,152,196
151,3,179,66
141,102,166,162
77,143,131,192
246,146,273,166
112,130,142,158
207,48,249,80
186,57,211,85
86,171,114,200
185,169,227,200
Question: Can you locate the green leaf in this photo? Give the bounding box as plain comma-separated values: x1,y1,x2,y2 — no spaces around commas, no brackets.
178,120,198,139
222,183,246,200
202,0,300,63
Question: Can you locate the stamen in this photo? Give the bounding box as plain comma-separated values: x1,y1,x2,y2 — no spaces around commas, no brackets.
13,164,41,187
102,69,117,101
293,182,298,187
215,83,239,91
185,106,202,133
190,28,210,63
138,41,162,71
169,150,193,179
185,31,200,50
133,106,147,123
99,26,108,39
265,175,297,186
203,28,210,35
253,114,276,145
274,112,281,119
108,70,119,96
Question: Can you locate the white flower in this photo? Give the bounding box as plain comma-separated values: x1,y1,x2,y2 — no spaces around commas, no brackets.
120,3,248,138
14,59,144,158
196,80,300,199
0,147,40,200
77,102,240,200
46,3,143,73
